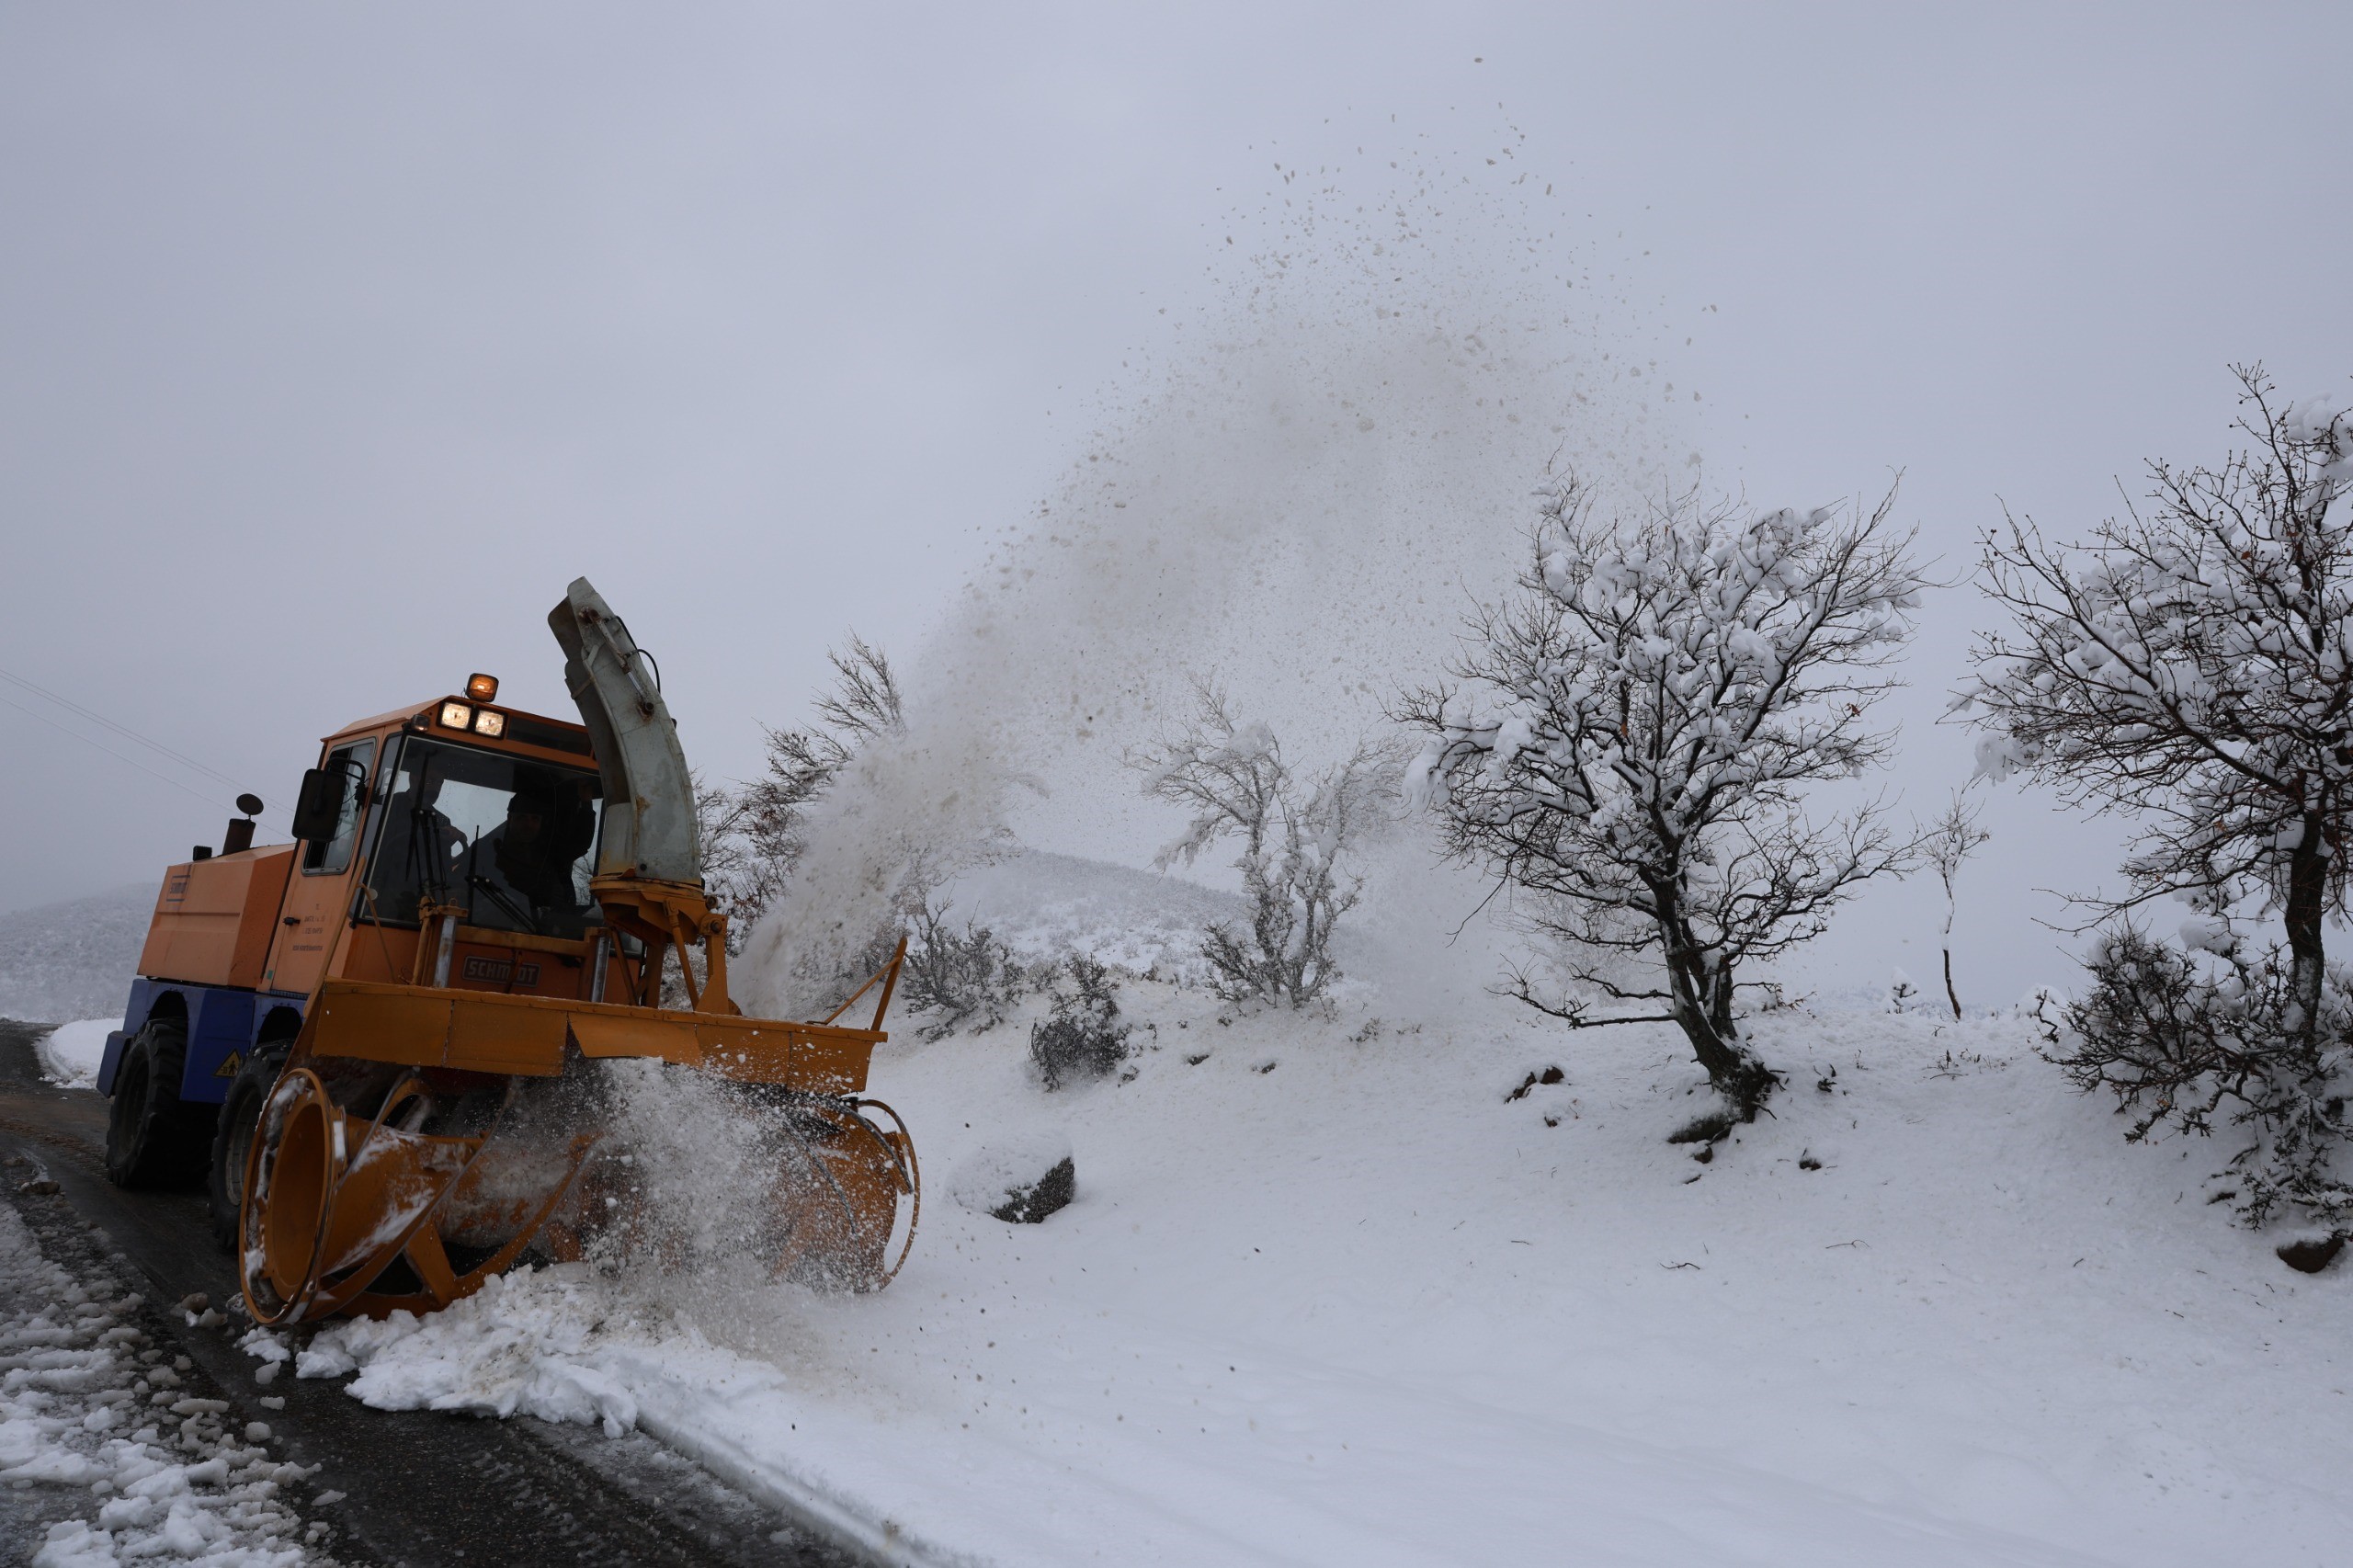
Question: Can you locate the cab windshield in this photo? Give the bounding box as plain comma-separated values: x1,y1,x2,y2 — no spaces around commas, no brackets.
360,735,604,937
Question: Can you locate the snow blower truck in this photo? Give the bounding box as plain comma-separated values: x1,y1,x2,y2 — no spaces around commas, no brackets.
97,579,918,1324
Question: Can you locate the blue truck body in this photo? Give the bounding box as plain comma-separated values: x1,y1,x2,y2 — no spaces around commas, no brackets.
96,978,307,1105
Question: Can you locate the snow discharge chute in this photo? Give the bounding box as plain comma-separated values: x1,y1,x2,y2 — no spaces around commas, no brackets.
548,576,700,887
547,574,737,1013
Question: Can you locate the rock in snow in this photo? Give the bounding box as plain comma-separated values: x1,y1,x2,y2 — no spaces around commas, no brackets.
2274,1233,2345,1274
949,1131,1076,1224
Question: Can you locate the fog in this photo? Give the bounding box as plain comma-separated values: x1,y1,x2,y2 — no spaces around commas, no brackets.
5,4,2349,1006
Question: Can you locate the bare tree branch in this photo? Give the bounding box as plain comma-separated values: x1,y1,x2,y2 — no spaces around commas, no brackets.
1129,676,1398,1007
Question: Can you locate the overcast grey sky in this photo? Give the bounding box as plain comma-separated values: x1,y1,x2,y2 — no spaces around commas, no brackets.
6,4,2350,1002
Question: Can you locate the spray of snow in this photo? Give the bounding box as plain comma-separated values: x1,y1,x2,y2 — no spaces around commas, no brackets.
736,116,1695,1019
580,1062,784,1272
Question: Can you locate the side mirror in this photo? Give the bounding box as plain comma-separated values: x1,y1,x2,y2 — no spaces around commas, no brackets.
290,766,355,842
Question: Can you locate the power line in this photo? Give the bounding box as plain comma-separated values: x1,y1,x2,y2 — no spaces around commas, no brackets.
0,664,251,792
0,664,274,810
0,691,245,819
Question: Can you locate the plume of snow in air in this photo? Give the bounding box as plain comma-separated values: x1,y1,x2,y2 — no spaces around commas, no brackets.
737,114,1697,1018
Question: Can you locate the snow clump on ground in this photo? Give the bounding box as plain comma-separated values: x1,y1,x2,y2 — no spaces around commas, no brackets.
33,1022,114,1092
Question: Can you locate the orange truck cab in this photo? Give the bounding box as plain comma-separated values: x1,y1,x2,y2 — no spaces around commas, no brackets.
97,685,625,1114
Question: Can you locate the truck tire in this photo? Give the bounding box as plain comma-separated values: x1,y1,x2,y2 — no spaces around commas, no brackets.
103,1018,212,1190
208,1048,287,1248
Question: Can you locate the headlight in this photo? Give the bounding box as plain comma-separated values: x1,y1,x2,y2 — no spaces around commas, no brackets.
438,701,472,730
472,709,506,737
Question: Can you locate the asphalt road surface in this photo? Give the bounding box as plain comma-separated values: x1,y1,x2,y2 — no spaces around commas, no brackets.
0,1018,863,1568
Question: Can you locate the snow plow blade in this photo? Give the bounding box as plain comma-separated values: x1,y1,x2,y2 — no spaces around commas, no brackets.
241,959,917,1324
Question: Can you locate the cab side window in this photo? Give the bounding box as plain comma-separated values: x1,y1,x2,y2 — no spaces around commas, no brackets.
301,740,377,875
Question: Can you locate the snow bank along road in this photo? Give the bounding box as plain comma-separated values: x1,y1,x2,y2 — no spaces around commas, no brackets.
0,1018,860,1568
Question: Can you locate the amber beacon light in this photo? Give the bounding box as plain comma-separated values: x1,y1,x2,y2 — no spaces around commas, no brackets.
465,672,500,702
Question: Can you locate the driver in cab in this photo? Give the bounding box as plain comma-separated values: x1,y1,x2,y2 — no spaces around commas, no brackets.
468,771,597,928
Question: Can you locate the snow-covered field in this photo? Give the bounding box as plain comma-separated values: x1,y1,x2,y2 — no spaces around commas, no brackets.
249,937,2353,1566
0,887,148,1027
938,849,1255,984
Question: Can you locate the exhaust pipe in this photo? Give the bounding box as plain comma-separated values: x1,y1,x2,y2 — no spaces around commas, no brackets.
219,792,267,857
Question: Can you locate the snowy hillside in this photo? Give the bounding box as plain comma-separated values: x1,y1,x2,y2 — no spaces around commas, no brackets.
244,856,2351,1568
936,849,1254,983
0,884,149,1025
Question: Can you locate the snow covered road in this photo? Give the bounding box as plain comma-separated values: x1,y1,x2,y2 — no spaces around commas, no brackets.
0,1167,330,1565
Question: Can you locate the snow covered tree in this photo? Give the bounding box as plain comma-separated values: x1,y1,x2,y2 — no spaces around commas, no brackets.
1959,365,2353,1223
1404,472,1925,1117
703,634,904,934
1130,677,1395,1007
1923,788,1991,1018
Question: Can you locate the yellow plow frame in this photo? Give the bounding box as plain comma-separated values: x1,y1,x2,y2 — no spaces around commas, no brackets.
241,946,919,1325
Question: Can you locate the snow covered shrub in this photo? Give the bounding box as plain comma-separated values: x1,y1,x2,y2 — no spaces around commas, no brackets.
1029,955,1132,1089
1923,788,1991,1018
2010,987,2068,1051
1961,365,2353,1225
2058,925,2352,1226
1404,471,1924,1117
1130,677,1396,1008
1887,971,1921,1014
903,901,1029,1041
